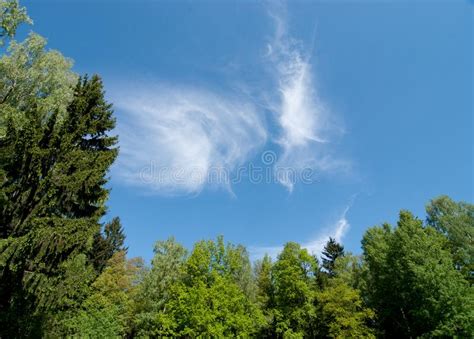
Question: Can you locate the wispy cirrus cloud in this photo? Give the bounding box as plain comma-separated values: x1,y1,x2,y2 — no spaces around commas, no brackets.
266,6,348,191
114,84,267,195
249,203,352,260
112,3,348,195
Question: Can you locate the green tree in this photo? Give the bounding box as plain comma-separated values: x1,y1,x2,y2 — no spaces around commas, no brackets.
91,217,127,273
332,253,367,292
255,254,274,308
315,254,375,338
316,277,375,338
255,254,274,337
426,195,474,283
135,237,265,337
0,0,31,46
321,237,344,277
271,242,318,338
134,237,188,333
0,73,118,335
0,34,77,137
48,251,144,337
156,272,264,337
362,211,473,337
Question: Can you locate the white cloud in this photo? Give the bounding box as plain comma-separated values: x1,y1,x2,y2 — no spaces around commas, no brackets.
113,84,267,195
266,6,348,191
111,5,349,195
249,204,351,261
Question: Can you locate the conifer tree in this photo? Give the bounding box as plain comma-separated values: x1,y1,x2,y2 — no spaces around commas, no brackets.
91,217,127,273
0,74,118,335
321,237,344,277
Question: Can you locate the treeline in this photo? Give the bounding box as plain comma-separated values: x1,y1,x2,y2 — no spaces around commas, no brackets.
0,1,473,338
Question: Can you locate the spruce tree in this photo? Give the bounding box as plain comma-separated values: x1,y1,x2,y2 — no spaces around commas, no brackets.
321,237,344,277
0,74,118,335
91,217,127,273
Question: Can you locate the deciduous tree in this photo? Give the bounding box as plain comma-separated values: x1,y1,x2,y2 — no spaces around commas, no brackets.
426,195,474,283
271,242,318,337
362,211,473,337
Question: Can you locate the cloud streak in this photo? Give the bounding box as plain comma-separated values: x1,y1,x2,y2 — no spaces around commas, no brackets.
266,6,347,191
249,203,351,261
112,4,348,195
114,84,267,195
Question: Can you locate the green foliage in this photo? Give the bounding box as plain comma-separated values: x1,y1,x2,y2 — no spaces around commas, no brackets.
332,254,367,292
254,254,275,336
154,273,264,337
0,72,118,335
135,237,265,337
134,237,187,326
426,195,474,283
321,237,344,277
0,33,77,137
316,277,375,338
0,0,31,46
48,252,144,337
271,242,319,337
362,210,473,337
91,217,127,273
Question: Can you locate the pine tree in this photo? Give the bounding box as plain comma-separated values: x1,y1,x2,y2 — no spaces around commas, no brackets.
0,74,118,335
321,237,344,277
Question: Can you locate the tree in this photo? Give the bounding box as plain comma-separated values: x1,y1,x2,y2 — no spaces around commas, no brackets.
271,242,318,337
155,273,264,337
426,195,474,283
315,277,375,338
255,254,273,308
0,34,77,138
134,237,188,333
135,237,265,337
0,0,31,46
47,251,144,337
332,253,367,292
255,254,274,337
362,211,473,337
321,237,344,277
91,217,127,273
0,73,118,335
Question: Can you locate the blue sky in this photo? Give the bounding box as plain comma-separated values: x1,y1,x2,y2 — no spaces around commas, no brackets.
22,0,472,261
